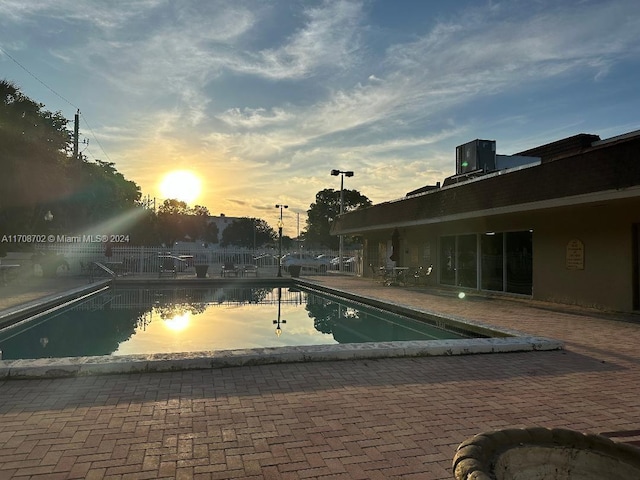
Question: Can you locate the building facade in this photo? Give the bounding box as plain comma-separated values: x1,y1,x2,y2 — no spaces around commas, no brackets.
331,130,640,312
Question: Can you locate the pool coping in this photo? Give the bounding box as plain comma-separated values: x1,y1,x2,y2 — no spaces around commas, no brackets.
0,279,112,330
0,278,563,379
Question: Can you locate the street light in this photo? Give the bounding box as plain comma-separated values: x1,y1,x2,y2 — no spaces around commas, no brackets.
330,169,354,272
275,204,288,277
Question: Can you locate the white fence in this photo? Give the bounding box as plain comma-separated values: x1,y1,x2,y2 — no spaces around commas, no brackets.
30,243,361,276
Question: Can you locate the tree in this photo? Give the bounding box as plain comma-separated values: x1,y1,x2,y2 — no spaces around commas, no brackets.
156,200,216,247
0,80,73,235
58,159,141,232
0,79,144,243
221,218,276,248
305,188,372,249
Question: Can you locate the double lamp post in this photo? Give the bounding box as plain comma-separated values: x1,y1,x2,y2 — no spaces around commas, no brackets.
275,169,352,276
331,169,353,273
275,204,288,277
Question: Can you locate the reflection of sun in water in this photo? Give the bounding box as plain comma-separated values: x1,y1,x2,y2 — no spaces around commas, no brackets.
163,312,191,332
159,170,202,204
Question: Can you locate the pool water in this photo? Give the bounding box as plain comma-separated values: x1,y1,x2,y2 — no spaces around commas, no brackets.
0,286,471,360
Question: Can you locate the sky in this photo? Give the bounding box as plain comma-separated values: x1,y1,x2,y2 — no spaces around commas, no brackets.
1,0,639,236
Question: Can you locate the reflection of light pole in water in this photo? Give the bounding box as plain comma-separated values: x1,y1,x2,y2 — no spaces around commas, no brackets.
272,287,287,337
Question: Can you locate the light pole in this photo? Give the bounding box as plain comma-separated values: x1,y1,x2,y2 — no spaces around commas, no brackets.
330,169,354,272
275,204,288,277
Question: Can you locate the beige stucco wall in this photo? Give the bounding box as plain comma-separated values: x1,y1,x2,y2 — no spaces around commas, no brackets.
532,203,635,311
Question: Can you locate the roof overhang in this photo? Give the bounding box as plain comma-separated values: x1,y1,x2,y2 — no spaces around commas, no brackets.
335,185,640,235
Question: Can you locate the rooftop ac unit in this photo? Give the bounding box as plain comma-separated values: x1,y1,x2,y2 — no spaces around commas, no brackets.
456,139,496,175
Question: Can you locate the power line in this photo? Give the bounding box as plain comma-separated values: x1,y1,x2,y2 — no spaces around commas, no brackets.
79,113,113,164
0,45,79,110
0,45,114,164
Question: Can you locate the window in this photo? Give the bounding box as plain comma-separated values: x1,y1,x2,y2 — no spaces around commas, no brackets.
438,230,532,295
481,233,504,291
457,234,477,288
506,231,532,295
440,236,456,285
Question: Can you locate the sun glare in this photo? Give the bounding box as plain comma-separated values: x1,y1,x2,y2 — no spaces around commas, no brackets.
163,312,191,332
159,170,202,204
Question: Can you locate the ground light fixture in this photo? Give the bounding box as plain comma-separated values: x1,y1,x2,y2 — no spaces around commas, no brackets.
275,204,288,277
330,169,354,273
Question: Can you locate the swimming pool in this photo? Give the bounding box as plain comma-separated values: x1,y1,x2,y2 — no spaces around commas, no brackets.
0,284,472,360
0,279,562,378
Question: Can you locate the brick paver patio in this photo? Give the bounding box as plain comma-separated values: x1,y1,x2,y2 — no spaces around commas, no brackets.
1,275,640,479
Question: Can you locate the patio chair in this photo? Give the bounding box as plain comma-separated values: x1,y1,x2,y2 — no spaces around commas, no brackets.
243,265,258,277
369,264,392,285
221,262,239,277
419,264,434,285
393,268,408,287
159,256,177,278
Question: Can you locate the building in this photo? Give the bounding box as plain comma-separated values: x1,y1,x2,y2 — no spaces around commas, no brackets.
207,214,242,244
331,130,640,312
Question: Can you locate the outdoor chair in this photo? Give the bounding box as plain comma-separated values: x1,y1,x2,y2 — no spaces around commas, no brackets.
369,264,392,285
243,265,258,277
221,262,239,277
393,268,408,286
404,265,434,286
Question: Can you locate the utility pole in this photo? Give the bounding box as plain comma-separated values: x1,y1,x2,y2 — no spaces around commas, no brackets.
297,212,302,258
73,109,80,160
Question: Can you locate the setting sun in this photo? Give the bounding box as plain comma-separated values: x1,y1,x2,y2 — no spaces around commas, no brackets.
159,170,202,204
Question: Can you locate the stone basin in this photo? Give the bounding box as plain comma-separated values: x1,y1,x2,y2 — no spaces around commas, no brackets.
453,427,640,479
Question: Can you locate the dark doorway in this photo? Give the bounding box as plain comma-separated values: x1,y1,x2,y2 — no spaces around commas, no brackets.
481,232,504,291
457,234,477,288
506,231,533,295
440,236,456,286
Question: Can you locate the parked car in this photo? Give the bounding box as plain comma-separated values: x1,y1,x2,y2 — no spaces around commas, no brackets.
280,253,331,273
253,253,279,267
330,256,356,271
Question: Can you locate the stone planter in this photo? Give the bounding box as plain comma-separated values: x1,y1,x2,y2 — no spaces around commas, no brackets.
289,265,302,278
453,428,640,480
194,264,209,278
31,252,70,278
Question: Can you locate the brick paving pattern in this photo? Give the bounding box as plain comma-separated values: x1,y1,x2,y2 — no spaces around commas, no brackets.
2,276,640,479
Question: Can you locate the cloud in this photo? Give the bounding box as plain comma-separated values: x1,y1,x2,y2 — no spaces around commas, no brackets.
218,0,364,79
218,107,295,129
384,1,640,92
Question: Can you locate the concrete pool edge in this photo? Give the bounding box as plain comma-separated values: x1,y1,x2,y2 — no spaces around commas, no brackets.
0,336,562,379
0,279,112,330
